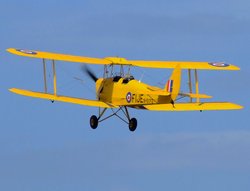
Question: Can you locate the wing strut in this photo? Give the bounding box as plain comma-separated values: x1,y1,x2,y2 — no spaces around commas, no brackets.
42,59,48,93
195,69,200,103
42,59,57,96
187,69,200,103
52,60,57,96
188,69,193,102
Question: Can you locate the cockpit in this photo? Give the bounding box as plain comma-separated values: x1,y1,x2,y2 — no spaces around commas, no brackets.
112,75,135,84
112,76,122,82
122,75,134,84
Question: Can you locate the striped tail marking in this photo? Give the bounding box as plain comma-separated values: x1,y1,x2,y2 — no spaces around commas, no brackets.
166,80,174,93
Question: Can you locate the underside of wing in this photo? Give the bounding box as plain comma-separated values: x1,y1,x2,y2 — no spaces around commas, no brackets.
9,88,116,108
7,48,240,70
128,60,240,70
139,102,243,111
7,48,111,65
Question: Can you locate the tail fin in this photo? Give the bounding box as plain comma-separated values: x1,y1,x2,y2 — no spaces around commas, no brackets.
165,65,181,101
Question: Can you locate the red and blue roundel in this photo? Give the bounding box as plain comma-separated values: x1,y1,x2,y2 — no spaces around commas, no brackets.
16,49,37,55
126,92,132,103
209,62,229,67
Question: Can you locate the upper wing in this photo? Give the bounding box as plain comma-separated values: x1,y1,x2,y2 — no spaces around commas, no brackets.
7,48,240,70
7,48,111,65
128,60,240,70
9,88,116,108
140,102,243,111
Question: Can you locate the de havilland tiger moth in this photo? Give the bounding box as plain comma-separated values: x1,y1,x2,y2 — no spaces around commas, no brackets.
7,48,243,131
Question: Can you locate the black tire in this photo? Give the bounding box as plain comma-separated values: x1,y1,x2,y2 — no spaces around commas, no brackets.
90,115,98,129
129,118,137,132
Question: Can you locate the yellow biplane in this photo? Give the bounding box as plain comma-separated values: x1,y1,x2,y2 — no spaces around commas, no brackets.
7,48,243,131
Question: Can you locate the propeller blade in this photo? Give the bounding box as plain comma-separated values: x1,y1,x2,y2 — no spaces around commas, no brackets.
81,65,98,82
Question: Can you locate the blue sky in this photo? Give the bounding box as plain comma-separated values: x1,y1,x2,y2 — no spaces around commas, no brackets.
1,0,250,190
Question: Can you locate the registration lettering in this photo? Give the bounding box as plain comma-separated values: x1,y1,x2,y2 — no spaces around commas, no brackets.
131,94,156,104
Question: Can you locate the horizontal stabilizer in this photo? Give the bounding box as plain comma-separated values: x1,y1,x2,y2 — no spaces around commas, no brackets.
9,88,116,108
142,102,243,111
179,93,212,99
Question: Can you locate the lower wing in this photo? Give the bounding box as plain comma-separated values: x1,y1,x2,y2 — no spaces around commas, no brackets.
9,88,116,108
133,102,243,111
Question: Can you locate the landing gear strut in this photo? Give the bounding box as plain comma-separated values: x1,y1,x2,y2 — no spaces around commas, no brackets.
89,106,137,131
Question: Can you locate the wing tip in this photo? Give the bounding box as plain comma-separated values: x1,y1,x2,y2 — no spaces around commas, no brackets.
6,48,14,53
233,103,243,109
230,64,240,71
9,88,16,92
9,88,22,95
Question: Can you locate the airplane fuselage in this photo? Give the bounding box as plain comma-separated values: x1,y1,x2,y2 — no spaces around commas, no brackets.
96,76,171,106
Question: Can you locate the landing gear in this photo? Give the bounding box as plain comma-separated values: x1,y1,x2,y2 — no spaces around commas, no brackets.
90,115,98,129
89,107,138,131
129,118,137,132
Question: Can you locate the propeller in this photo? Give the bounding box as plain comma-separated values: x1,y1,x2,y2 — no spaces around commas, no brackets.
81,65,98,82
81,65,104,100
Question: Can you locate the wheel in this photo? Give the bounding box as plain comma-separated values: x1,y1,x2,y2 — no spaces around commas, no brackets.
90,115,98,129
129,118,137,132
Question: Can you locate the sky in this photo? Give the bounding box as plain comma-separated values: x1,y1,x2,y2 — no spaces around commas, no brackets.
0,0,250,190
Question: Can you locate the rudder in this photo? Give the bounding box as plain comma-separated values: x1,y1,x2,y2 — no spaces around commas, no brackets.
165,65,181,101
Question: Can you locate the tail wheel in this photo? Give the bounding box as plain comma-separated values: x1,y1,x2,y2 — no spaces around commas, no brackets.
90,115,98,129
129,118,137,132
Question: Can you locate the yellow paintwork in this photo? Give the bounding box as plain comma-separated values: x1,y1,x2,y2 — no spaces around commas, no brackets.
7,48,110,65
7,48,243,112
166,64,181,100
128,60,240,70
95,77,172,106
194,69,200,103
7,48,240,70
179,93,212,99
52,61,57,95
142,102,243,111
9,88,116,108
104,57,129,65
